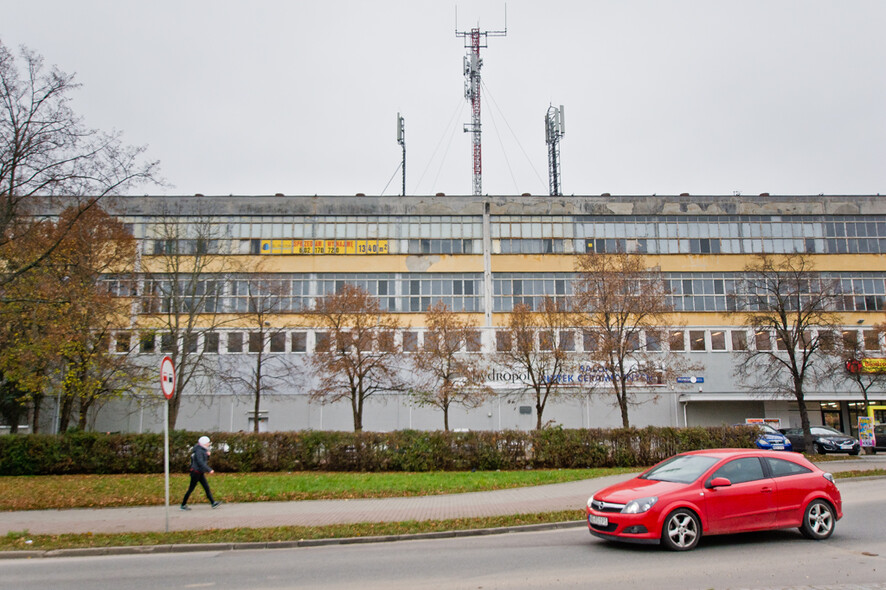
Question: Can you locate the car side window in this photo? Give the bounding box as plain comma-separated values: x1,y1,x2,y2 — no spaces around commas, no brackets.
764,457,812,478
712,457,766,484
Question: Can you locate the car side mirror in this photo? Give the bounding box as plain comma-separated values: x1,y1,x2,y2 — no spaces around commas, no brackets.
707,477,732,489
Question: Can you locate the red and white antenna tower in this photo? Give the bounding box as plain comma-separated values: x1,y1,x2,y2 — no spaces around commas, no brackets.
456,12,506,196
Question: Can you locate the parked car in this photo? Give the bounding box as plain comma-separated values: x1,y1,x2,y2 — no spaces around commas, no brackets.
872,424,886,454
734,423,793,451
586,448,842,551
779,426,861,455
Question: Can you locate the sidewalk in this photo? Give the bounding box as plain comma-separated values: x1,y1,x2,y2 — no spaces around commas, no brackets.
1,456,883,537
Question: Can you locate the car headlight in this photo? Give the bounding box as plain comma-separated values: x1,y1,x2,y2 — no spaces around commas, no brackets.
587,495,595,509
622,496,658,514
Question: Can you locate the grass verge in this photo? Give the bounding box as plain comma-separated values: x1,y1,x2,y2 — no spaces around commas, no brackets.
0,510,582,552
0,468,637,511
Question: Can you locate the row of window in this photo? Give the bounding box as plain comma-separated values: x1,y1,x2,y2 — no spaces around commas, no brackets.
121,327,884,355
106,271,886,315
134,215,886,256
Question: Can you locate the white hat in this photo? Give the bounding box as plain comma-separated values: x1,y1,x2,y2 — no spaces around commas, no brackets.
198,436,211,448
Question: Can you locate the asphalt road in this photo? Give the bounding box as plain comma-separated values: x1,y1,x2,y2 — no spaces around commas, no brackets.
2,477,884,590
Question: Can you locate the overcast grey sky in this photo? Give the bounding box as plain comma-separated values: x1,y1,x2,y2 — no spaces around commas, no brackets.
3,0,885,198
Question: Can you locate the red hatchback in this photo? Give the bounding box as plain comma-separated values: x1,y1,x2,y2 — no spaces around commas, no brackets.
586,449,842,551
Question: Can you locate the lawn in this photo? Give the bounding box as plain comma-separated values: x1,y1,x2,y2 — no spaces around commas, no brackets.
0,468,638,511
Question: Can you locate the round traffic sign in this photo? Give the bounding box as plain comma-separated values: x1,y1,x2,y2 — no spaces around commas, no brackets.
160,356,176,399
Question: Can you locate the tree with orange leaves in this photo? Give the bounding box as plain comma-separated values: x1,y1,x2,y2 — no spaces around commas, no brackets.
408,301,492,431
308,283,404,432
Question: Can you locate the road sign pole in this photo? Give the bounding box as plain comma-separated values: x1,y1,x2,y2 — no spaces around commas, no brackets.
164,399,169,532
160,356,176,534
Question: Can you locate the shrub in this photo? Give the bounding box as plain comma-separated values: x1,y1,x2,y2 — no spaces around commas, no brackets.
0,426,758,475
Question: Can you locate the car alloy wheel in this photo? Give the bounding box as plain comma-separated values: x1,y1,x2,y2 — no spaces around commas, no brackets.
800,499,835,540
661,508,701,551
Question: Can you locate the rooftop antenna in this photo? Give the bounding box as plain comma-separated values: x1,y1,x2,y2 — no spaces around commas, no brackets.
456,6,507,196
545,105,565,196
397,113,406,196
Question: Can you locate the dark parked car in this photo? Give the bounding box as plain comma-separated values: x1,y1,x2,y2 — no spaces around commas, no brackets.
779,426,860,455
872,424,886,454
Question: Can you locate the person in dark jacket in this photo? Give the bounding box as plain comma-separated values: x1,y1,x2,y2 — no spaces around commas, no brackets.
180,436,221,510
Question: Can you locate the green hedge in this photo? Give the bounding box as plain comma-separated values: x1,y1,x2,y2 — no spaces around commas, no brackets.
0,426,758,475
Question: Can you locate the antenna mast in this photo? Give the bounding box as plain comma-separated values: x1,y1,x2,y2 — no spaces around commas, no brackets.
456,12,506,196
397,113,406,196
545,105,565,196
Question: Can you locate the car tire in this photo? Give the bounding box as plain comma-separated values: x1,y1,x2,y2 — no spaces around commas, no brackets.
849,448,860,456
661,508,701,551
813,442,824,454
799,499,835,540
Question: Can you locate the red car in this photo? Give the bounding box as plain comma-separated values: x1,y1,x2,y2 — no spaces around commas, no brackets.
586,448,842,551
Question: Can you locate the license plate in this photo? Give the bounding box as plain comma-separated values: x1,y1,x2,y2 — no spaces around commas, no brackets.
588,514,608,527
772,444,784,450
840,443,853,449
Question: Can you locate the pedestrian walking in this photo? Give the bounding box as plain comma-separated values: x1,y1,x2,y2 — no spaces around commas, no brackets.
180,435,221,510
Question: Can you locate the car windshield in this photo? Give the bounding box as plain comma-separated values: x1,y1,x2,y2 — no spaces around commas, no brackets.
811,426,843,436
640,455,720,484
757,424,779,435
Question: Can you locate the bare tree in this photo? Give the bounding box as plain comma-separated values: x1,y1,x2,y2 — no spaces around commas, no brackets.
409,301,492,431
573,250,690,428
219,274,297,433
308,283,403,432
496,298,577,430
139,209,236,430
735,253,841,453
0,40,159,290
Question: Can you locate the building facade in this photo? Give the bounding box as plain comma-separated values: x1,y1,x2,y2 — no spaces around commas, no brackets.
44,193,886,435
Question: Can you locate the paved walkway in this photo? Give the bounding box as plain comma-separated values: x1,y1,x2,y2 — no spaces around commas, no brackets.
1,456,883,537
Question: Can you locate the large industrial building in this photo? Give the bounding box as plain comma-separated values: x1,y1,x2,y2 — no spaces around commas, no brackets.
45,193,886,435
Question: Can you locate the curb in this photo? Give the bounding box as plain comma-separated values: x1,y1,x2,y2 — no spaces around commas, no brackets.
0,520,587,560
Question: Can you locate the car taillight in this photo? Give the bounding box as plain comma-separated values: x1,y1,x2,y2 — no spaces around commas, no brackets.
822,472,835,483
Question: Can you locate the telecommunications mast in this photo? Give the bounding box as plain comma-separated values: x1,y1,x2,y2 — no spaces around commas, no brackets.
456,11,506,196
545,105,565,196
397,113,406,196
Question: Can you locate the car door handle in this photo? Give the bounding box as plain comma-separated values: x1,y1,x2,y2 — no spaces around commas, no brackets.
761,487,773,493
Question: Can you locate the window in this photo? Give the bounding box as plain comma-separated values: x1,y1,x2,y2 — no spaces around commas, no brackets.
670,330,685,351
864,330,880,352
403,331,418,352
842,330,859,351
378,331,396,352
755,330,771,350
466,330,482,352
711,457,765,484
161,333,176,353
559,331,575,351
314,331,330,352
583,330,598,352
645,330,662,352
140,333,156,353
731,330,747,351
115,332,131,353
689,330,705,351
184,334,198,354
270,332,286,352
710,331,726,351
764,457,811,478
539,331,554,351
292,332,307,353
496,331,512,352
227,332,244,353
248,332,263,353
204,332,219,354
819,330,835,351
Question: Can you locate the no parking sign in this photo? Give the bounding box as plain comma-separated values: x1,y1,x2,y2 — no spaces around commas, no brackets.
160,356,175,400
